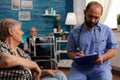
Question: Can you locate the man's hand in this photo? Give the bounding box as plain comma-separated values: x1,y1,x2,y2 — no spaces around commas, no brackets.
24,48,31,52
75,51,85,57
94,56,104,65
48,33,53,38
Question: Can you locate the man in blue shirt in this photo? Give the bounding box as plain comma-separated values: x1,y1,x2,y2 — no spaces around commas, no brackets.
66,1,118,80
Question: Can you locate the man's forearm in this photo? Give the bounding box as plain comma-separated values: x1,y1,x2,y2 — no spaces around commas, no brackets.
68,51,85,60
101,49,117,61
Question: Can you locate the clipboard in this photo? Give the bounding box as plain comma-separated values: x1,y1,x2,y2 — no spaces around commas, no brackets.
74,53,98,65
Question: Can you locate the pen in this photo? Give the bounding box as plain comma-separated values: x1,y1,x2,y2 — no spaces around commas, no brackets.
77,47,81,52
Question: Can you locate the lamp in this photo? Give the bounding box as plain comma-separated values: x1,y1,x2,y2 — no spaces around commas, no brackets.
65,12,77,30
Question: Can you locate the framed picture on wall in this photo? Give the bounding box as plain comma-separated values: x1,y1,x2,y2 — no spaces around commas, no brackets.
11,0,20,10
21,1,33,9
19,11,30,20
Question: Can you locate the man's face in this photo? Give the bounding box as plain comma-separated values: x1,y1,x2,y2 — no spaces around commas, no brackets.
30,28,37,37
84,5,102,28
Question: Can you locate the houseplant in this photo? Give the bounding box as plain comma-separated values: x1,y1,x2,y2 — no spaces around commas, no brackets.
59,32,67,40
53,15,61,32
117,14,120,31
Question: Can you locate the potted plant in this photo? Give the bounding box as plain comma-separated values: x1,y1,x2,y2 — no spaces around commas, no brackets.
53,15,61,32
117,14,120,31
59,32,67,40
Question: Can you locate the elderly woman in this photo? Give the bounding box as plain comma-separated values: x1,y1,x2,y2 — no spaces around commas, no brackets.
0,18,67,80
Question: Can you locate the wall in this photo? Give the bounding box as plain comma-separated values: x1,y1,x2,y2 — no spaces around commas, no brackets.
0,0,73,42
110,32,120,71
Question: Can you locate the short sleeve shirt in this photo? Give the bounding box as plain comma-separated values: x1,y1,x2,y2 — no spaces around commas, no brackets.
67,23,118,68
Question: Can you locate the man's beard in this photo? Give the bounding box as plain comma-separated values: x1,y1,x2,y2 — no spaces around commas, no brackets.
85,17,98,28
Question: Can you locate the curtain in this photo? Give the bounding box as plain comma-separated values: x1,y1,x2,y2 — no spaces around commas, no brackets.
73,0,86,25
74,0,120,28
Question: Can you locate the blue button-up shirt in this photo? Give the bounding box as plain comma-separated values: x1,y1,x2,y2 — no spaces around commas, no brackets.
67,23,118,69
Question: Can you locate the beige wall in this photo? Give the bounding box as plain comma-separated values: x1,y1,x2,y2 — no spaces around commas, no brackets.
110,32,120,71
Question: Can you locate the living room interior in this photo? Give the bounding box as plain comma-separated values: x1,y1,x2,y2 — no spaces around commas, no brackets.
0,0,120,80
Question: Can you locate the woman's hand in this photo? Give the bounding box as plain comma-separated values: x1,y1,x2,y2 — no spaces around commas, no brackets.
31,63,41,80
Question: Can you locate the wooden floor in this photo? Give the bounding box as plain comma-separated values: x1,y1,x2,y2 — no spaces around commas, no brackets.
59,68,120,80
112,70,120,80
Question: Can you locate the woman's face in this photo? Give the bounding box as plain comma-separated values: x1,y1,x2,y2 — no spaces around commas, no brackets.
10,24,24,43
